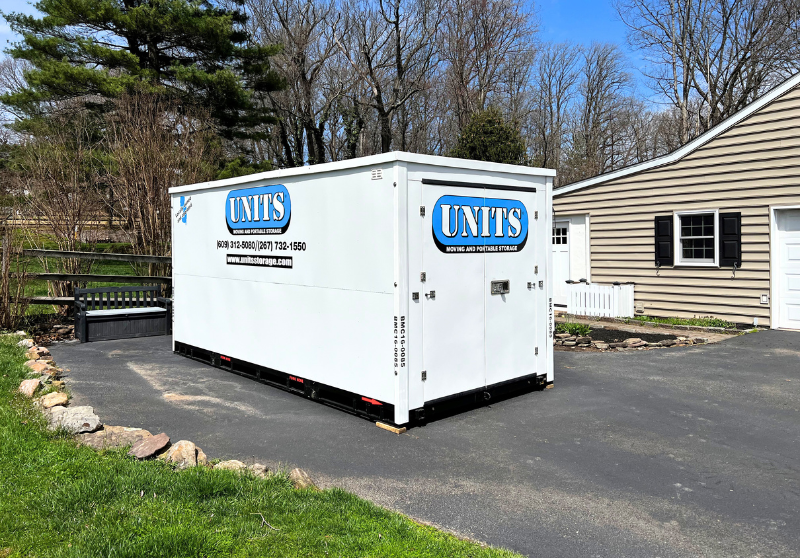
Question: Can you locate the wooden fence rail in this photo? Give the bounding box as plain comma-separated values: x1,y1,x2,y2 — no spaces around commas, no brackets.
23,249,171,265
14,273,170,284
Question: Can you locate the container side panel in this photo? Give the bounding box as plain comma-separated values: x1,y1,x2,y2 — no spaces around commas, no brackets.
171,167,395,402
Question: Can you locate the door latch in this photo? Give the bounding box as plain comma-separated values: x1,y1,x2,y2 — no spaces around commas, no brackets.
412,292,419,301
421,370,427,381
425,290,435,300
420,206,426,216
420,271,426,282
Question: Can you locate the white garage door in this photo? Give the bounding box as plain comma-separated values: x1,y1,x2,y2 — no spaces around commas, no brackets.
553,222,570,306
776,209,800,329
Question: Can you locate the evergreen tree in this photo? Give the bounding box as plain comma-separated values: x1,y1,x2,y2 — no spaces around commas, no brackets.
1,0,283,140
450,107,528,165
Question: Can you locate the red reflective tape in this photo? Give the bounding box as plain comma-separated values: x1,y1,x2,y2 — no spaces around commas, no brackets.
289,376,304,383
220,355,231,362
362,397,382,406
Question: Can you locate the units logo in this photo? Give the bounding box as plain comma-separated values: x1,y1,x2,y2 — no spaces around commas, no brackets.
226,184,291,235
431,195,528,253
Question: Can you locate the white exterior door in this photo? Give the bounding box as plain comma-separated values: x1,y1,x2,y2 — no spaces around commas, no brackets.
776,209,800,329
484,189,539,387
421,183,485,402
552,221,570,306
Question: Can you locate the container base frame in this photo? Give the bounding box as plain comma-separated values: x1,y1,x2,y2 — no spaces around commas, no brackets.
174,341,550,427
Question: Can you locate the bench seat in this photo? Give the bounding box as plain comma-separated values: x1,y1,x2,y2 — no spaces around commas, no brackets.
75,286,172,343
84,307,166,317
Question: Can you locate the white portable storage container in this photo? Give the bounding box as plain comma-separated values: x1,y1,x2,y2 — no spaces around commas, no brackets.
170,153,554,425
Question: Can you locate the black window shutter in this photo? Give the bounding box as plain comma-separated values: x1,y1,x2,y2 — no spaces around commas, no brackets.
719,212,742,267
654,215,673,267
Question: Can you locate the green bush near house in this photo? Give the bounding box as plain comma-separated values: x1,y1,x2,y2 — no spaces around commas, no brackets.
555,322,592,337
0,336,519,557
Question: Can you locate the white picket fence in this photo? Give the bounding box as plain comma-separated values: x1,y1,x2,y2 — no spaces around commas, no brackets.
566,282,635,318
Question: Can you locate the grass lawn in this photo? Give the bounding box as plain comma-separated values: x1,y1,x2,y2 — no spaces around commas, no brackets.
0,337,517,557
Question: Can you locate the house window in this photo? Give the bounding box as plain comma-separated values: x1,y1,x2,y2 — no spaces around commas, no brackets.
552,226,568,245
675,211,718,266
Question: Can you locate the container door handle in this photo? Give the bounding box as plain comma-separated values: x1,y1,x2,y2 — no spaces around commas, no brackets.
425,290,435,300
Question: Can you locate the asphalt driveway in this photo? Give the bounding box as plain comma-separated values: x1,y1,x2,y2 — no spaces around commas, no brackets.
51,331,800,557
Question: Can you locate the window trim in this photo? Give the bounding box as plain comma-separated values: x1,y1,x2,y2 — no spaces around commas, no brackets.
674,209,719,267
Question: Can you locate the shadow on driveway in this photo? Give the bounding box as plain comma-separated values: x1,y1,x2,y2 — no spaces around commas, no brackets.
51,331,800,558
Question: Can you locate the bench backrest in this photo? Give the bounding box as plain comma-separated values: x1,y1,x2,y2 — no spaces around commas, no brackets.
75,286,161,311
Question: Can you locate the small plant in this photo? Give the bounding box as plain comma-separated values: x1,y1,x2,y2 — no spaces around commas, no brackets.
632,315,735,329
555,321,592,337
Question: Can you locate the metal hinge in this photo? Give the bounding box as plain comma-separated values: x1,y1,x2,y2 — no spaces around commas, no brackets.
535,347,539,355
421,370,427,381
420,206,426,216
535,265,538,274
535,211,538,219
420,272,426,282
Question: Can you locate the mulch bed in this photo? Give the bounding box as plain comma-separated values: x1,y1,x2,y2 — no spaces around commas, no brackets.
583,328,677,344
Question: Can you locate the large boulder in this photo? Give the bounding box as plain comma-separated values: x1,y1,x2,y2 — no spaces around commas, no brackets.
163,440,199,469
128,433,170,459
79,426,153,450
249,463,269,479
47,405,101,433
40,392,68,409
18,379,41,398
289,468,316,489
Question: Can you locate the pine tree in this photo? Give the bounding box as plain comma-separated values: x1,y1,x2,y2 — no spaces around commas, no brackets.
451,107,528,165
2,0,283,140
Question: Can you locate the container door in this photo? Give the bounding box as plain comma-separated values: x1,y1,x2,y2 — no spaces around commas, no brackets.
485,189,539,386
421,183,486,402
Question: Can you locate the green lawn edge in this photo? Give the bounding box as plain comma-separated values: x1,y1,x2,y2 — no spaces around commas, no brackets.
0,337,520,558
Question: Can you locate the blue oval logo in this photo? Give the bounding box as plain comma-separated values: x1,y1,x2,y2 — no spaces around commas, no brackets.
431,195,528,253
226,185,291,235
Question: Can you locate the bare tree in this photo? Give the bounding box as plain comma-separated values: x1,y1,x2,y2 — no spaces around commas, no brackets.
441,0,538,129
14,111,103,303
528,42,580,172
617,0,800,143
247,0,347,166
102,93,220,273
336,0,443,153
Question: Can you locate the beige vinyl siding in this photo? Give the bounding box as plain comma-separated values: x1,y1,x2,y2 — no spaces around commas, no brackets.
554,84,800,326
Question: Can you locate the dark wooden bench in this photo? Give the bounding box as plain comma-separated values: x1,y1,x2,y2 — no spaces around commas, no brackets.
74,286,172,343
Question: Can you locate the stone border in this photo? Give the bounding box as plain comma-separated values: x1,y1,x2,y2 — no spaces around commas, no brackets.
12,334,316,489
554,333,708,352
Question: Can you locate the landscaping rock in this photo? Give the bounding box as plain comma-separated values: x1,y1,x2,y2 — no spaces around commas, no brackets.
17,338,34,348
694,337,709,344
128,432,170,459
661,339,677,347
18,379,41,398
164,440,198,469
51,380,65,389
645,342,662,348
47,405,101,433
197,448,208,466
215,460,246,471
249,463,269,478
563,341,577,347
576,336,592,344
609,342,627,348
25,360,52,375
79,426,153,450
289,468,316,489
40,392,68,409
25,347,50,360
593,342,609,350
555,333,572,339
